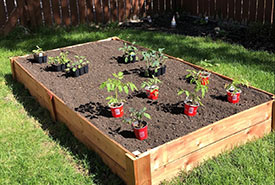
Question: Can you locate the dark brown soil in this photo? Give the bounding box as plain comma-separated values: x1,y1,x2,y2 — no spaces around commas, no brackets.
16,39,272,153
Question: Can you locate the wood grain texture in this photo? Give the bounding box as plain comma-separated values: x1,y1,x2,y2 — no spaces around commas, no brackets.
257,0,265,22
0,0,6,27
52,0,62,25
242,0,249,22
86,0,94,23
272,100,275,131
78,0,86,23
132,0,139,17
151,119,271,185
70,0,79,25
12,60,56,120
110,0,118,21
249,0,257,22
102,0,109,23
118,0,125,21
53,95,132,170
6,0,15,16
126,153,152,185
125,0,131,19
265,0,273,23
41,0,53,25
150,101,273,173
61,0,71,25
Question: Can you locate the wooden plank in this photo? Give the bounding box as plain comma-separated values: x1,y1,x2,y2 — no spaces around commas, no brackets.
272,100,275,131
165,0,171,12
1,4,20,35
61,0,71,25
257,0,265,22
0,0,6,27
153,0,159,13
10,58,17,80
235,0,242,21
118,0,125,21
139,0,146,17
132,0,139,17
215,0,223,19
86,0,94,23
70,0,79,25
53,95,132,170
52,0,62,25
125,0,131,19
221,0,228,19
198,0,205,16
242,0,250,23
151,119,271,184
78,0,86,23
110,0,118,21
41,0,53,26
102,0,110,23
13,61,56,121
150,101,272,172
209,0,215,17
126,153,152,185
191,0,198,15
24,1,36,27
228,0,234,20
159,0,164,12
6,0,15,16
94,0,103,23
249,0,257,22
265,0,273,23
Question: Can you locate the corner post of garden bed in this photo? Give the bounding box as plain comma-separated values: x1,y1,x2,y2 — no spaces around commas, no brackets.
10,57,17,80
125,152,152,185
272,99,275,131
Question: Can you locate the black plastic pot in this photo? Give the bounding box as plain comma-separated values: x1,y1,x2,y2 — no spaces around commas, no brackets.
123,54,137,63
34,54,47,64
79,67,84,75
161,65,166,75
149,67,161,77
83,65,89,73
72,69,80,77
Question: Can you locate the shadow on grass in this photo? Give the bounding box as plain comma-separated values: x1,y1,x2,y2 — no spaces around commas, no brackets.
4,74,124,185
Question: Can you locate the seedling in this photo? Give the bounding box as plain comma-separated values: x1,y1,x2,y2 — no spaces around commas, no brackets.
32,45,43,55
124,107,151,128
178,81,208,106
186,69,210,85
65,55,89,72
225,79,249,95
199,59,220,68
141,76,161,90
100,72,137,106
48,52,70,65
119,42,139,63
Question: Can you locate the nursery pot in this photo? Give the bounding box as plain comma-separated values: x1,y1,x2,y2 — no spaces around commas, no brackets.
184,100,199,116
132,121,148,140
71,69,80,77
227,89,242,103
79,67,85,75
34,53,47,63
161,64,166,75
127,54,137,63
52,64,63,72
199,71,211,85
145,85,159,100
83,65,89,73
149,67,161,77
109,102,124,118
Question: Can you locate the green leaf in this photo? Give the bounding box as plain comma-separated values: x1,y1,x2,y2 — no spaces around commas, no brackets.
143,113,151,119
124,86,129,94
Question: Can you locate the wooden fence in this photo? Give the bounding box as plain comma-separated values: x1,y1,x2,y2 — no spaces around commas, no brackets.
0,0,274,35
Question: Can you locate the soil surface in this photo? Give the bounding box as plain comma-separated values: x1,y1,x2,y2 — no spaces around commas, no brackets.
16,39,272,153
121,13,275,53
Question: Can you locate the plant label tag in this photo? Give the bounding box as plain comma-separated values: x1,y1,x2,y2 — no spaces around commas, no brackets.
115,109,120,115
232,95,237,101
39,53,43,57
139,131,145,138
189,107,194,114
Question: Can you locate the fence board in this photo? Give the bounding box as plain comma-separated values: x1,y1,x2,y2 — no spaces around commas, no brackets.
110,0,118,21
27,1,42,26
235,0,242,21
166,0,171,12
242,0,249,22
6,0,15,16
159,0,164,12
86,0,94,23
191,0,197,15
153,0,159,13
41,0,52,25
78,0,86,23
125,0,131,19
222,0,228,19
61,0,70,25
209,0,215,17
102,0,109,22
0,0,6,27
257,0,265,22
52,0,62,25
70,0,79,25
228,0,234,20
249,0,257,22
118,0,125,21
265,0,273,23
198,0,205,16
132,0,139,17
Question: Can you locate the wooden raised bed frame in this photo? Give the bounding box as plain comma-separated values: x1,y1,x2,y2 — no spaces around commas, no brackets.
10,37,275,185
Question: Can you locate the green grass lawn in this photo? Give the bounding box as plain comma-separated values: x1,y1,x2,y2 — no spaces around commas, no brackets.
0,25,274,185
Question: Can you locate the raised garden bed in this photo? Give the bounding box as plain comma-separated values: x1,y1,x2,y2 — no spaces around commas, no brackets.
10,37,275,185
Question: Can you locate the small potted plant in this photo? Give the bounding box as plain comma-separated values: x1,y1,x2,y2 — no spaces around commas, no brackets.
178,82,208,116
75,55,90,75
124,107,151,140
100,72,137,118
118,42,139,63
32,45,47,63
186,69,211,85
142,48,167,77
141,76,161,100
225,79,249,104
48,52,70,71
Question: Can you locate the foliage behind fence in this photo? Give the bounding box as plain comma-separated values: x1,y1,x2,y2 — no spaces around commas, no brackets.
0,0,274,35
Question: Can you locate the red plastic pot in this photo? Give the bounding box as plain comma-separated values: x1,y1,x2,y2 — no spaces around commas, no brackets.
184,100,199,116
109,102,124,118
145,85,159,100
199,71,211,85
227,89,241,103
132,121,148,140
